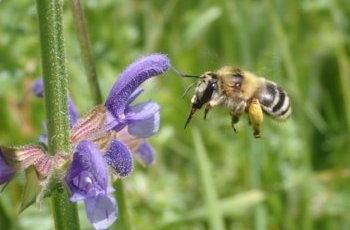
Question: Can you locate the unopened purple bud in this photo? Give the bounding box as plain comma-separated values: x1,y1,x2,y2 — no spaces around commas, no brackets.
32,79,79,127
104,140,133,177
33,79,44,97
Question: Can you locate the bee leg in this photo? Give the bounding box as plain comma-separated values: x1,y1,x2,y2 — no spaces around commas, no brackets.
230,101,246,133
209,95,225,107
250,120,261,138
204,104,211,120
234,101,247,114
231,113,240,133
247,98,263,138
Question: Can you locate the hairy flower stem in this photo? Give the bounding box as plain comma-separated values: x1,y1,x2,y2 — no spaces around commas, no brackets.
70,0,102,105
36,0,80,229
69,1,132,229
114,180,132,230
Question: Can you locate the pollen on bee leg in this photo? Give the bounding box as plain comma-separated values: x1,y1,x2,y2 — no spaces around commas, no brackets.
248,98,263,138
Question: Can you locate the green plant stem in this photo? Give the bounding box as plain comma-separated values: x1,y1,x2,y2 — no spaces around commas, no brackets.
248,138,267,230
113,180,132,230
70,0,102,105
264,0,297,82
329,1,350,131
51,177,80,230
36,0,80,229
192,129,225,230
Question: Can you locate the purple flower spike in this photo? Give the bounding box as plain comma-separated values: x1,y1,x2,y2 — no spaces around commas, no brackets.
0,150,16,185
85,194,117,230
135,141,155,166
33,79,78,126
105,54,170,133
104,140,133,177
66,140,108,201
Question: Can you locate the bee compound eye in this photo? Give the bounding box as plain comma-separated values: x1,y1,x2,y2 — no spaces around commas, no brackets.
232,74,243,87
194,81,217,109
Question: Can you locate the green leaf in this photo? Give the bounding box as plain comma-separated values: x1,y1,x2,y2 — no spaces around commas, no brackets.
19,166,41,213
185,6,222,45
158,189,265,227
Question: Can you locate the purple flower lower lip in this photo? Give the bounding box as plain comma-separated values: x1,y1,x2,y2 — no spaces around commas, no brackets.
84,194,117,230
127,109,160,138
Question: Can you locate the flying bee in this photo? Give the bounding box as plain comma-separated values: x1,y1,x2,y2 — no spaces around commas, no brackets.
182,66,292,138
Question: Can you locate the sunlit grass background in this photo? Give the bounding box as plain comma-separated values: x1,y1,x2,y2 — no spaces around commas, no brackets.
1,0,350,229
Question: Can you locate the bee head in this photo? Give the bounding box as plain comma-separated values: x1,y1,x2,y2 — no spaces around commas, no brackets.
192,72,218,109
184,72,218,128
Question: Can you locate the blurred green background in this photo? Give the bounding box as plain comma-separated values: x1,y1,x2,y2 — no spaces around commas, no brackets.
1,0,350,229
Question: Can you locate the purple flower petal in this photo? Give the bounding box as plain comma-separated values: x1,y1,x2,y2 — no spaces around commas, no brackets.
66,140,108,201
104,110,125,132
125,101,160,122
128,111,160,138
135,141,155,166
104,140,133,177
0,150,16,185
105,54,170,125
85,194,117,230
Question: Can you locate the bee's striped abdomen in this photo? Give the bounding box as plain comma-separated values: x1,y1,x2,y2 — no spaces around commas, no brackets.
258,81,291,120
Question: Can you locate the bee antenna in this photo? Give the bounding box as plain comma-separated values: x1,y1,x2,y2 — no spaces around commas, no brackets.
184,106,197,129
182,82,196,97
182,74,200,78
171,66,200,79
